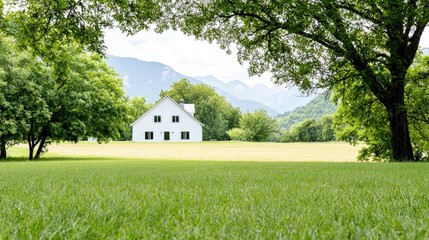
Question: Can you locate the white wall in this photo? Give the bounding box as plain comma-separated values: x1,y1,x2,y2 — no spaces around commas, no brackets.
132,98,203,142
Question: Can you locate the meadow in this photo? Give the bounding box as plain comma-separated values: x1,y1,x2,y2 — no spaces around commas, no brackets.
15,141,361,162
1,142,428,239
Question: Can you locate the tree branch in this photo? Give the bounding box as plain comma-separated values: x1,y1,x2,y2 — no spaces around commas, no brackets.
406,22,428,65
336,2,383,25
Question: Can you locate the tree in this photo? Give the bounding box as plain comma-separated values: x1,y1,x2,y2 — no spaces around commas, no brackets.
235,109,279,142
227,128,248,141
280,115,335,143
120,97,152,140
160,79,241,140
320,115,335,142
406,55,429,161
27,45,129,159
334,81,393,161
164,1,429,161
289,119,322,142
127,97,152,123
0,40,129,160
0,35,53,159
334,54,429,161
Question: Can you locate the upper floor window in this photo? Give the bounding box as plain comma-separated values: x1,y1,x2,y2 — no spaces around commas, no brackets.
154,115,161,123
172,115,180,123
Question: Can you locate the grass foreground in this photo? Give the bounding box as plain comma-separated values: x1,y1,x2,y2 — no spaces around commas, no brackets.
1,142,428,238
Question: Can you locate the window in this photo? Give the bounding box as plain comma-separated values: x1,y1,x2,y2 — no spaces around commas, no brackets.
154,115,161,123
172,115,180,123
164,132,170,141
181,131,190,140
145,132,154,140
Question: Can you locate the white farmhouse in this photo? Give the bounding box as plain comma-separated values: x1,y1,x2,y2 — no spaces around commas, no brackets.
131,96,204,142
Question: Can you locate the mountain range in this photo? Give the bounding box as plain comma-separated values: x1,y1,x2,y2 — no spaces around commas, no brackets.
106,55,314,116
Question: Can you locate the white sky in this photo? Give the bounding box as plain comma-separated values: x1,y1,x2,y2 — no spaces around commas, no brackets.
104,28,429,87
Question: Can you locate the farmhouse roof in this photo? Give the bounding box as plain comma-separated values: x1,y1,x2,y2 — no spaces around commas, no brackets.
130,96,204,126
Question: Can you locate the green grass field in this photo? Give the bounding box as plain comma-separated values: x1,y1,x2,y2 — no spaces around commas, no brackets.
1,142,428,238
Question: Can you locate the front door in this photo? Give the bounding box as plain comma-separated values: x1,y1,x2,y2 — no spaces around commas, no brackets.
164,132,170,141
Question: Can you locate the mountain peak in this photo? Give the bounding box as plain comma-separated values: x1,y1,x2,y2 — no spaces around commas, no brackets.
106,54,313,115
226,80,250,88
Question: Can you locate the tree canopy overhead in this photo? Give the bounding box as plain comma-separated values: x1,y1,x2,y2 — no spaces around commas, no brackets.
3,0,163,54
164,0,429,161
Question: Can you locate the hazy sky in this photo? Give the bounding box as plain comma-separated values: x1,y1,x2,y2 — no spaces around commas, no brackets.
104,28,429,87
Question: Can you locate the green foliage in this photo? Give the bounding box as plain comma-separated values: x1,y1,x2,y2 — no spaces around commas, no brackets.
228,109,279,142
119,97,152,141
277,95,337,130
163,0,429,160
226,128,248,141
333,54,429,161
406,55,429,161
1,160,429,238
225,106,242,131
0,36,129,159
160,79,241,140
127,97,152,123
0,35,53,158
333,83,392,161
281,115,335,143
38,45,129,144
291,119,322,142
239,110,279,142
3,0,162,54
0,0,166,158
320,115,336,142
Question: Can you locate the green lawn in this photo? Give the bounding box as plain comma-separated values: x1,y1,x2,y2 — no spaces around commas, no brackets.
1,159,428,239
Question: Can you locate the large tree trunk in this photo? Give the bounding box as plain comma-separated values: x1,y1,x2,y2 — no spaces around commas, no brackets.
0,139,6,159
28,128,37,161
34,131,48,159
28,141,34,160
27,124,49,160
387,105,414,161
382,80,415,161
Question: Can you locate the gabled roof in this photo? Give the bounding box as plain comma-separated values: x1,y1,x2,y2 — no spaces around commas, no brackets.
130,96,204,126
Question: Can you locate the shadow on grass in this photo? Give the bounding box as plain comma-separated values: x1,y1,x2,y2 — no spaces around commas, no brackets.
0,157,29,162
0,156,128,162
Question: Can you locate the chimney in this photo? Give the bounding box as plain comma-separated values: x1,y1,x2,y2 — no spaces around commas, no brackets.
179,99,185,108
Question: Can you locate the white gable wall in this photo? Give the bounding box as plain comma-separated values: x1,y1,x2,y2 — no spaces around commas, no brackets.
132,97,203,142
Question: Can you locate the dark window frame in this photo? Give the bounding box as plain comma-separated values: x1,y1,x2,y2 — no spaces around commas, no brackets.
172,115,180,123
145,131,154,140
164,132,170,141
154,115,161,123
181,131,190,140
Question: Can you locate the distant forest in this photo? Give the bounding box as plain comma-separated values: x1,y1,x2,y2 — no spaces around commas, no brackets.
277,95,337,130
